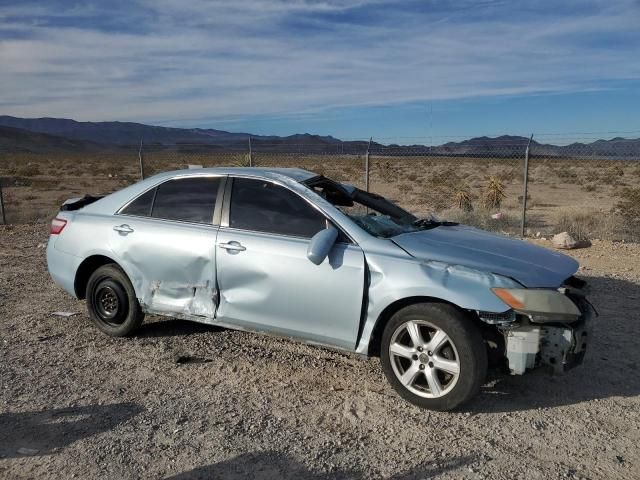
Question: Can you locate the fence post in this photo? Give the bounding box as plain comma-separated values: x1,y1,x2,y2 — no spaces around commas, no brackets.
248,136,253,167
0,182,6,225
365,137,372,192
138,137,145,180
520,134,534,237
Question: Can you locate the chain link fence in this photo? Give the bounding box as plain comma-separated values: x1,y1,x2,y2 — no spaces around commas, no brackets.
1,135,639,242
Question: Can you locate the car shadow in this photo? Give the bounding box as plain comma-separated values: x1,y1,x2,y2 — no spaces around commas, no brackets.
165,450,477,480
0,402,143,459
467,274,640,413
135,319,223,338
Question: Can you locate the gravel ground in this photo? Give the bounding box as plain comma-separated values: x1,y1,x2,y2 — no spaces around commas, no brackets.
1,225,639,479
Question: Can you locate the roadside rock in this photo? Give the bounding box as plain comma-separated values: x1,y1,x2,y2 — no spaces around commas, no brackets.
552,232,577,249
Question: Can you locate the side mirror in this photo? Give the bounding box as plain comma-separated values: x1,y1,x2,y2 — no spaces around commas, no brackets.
307,227,338,265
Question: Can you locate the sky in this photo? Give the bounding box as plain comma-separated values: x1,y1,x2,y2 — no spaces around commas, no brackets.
1,0,639,142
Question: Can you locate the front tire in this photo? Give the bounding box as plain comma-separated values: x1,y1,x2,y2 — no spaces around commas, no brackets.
380,303,487,411
86,264,144,336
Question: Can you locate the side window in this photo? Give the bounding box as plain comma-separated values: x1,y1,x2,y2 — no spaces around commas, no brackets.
229,178,327,238
121,188,155,217
151,177,221,224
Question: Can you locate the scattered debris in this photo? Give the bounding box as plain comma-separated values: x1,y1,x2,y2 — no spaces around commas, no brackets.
175,355,212,365
491,212,504,220
17,447,39,456
37,333,64,342
51,311,79,318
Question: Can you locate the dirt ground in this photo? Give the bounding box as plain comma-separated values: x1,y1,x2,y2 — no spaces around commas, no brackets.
1,225,639,479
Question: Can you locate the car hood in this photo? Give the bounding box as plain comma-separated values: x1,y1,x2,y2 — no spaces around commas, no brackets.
392,225,579,288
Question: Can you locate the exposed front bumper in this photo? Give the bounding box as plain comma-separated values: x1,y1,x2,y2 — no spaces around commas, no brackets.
503,294,596,375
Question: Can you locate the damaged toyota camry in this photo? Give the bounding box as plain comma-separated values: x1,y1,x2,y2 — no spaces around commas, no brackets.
47,168,595,410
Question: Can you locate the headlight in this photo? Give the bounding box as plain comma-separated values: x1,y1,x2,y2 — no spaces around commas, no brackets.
491,288,581,323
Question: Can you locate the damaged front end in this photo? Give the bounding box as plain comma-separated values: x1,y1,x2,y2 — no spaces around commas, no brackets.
482,277,596,375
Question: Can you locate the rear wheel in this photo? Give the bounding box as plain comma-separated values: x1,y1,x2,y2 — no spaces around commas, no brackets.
380,303,487,411
86,264,144,336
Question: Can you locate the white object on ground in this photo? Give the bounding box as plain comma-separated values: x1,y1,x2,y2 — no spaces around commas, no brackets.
552,232,577,250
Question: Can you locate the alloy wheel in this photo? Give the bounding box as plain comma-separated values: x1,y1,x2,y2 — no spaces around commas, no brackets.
388,319,460,398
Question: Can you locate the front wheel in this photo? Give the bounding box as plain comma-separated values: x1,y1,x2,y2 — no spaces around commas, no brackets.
86,264,144,337
380,303,487,411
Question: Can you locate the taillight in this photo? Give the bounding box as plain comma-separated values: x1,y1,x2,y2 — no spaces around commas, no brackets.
51,218,67,235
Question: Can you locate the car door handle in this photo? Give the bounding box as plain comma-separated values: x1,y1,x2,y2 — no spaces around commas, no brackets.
218,241,246,252
113,224,134,234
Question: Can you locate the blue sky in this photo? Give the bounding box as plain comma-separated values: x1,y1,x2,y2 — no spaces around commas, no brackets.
1,0,639,142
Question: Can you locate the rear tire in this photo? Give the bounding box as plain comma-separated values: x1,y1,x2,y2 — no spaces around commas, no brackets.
380,302,487,411
86,264,144,337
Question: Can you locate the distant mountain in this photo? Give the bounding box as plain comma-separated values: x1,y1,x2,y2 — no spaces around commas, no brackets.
0,125,99,153
0,115,344,151
0,115,638,157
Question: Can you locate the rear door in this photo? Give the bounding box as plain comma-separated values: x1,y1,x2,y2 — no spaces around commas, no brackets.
215,176,366,350
109,175,225,320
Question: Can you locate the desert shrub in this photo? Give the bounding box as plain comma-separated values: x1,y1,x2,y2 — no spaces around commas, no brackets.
234,154,252,167
496,169,516,183
583,184,597,192
554,211,597,241
453,188,473,212
483,177,506,209
600,171,620,185
555,164,577,180
616,187,640,219
16,163,42,177
584,169,600,182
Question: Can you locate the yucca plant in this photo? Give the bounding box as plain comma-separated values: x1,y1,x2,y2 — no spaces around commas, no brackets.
484,177,506,209
234,154,252,167
453,188,473,212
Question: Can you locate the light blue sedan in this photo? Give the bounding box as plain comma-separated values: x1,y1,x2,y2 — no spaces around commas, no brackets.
47,168,594,410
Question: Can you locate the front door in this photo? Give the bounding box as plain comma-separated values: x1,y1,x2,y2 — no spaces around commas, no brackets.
109,175,224,321
215,177,366,350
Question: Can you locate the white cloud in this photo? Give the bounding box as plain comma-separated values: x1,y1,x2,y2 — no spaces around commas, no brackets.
0,0,638,124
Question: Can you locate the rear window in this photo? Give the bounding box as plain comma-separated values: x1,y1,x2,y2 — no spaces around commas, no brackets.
152,177,221,224
120,177,221,224
120,189,155,217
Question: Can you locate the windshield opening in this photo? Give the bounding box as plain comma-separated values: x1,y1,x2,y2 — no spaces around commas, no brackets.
303,176,448,238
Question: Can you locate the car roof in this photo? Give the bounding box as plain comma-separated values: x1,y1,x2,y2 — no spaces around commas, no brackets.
80,167,320,217
148,167,318,183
